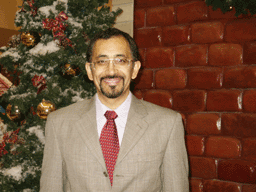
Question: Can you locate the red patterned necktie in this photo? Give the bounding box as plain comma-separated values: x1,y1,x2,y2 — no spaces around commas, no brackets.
99,110,119,186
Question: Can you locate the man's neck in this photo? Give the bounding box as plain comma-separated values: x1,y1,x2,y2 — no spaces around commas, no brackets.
97,91,130,110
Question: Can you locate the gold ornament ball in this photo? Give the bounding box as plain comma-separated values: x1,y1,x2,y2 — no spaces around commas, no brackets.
64,64,76,76
37,99,56,119
21,32,41,47
62,64,80,79
6,104,21,121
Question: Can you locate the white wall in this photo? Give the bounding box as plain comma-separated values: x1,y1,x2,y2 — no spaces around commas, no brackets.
112,0,134,37
0,0,23,30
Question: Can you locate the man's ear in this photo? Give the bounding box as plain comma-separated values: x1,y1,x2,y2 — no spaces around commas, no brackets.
132,61,141,79
85,62,93,81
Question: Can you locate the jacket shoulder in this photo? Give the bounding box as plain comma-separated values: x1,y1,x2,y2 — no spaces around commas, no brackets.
47,98,92,120
137,98,180,117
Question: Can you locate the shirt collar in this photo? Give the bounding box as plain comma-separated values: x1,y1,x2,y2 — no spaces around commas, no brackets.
96,92,132,120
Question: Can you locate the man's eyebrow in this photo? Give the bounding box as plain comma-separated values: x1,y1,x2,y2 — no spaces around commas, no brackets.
97,55,108,58
96,54,126,58
115,54,126,57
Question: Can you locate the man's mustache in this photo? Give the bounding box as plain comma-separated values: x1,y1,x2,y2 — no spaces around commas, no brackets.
100,75,124,82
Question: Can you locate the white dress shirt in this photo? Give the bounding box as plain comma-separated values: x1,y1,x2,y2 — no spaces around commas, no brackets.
95,92,132,145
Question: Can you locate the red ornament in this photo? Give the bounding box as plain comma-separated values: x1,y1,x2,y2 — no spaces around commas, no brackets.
27,0,37,16
5,128,20,144
32,75,47,94
43,11,72,48
0,128,21,158
0,141,8,158
18,0,37,16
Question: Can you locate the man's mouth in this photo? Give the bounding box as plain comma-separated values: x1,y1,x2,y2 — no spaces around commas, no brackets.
102,76,123,86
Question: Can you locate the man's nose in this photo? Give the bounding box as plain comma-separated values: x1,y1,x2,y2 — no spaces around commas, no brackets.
106,60,116,75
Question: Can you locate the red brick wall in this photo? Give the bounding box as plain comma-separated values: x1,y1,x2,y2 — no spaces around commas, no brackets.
133,0,256,191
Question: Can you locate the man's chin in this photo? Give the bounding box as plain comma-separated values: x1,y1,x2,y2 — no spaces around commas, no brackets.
100,86,124,99
102,91,123,99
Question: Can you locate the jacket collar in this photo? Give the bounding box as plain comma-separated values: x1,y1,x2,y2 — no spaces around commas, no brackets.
75,95,149,168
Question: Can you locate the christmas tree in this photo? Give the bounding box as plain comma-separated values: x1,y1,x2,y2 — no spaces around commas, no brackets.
205,0,256,16
0,0,121,191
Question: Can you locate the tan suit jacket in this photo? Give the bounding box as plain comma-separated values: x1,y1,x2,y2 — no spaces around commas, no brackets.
40,95,189,192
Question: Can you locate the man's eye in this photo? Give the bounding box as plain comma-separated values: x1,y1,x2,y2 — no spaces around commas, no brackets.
97,60,107,64
115,58,127,64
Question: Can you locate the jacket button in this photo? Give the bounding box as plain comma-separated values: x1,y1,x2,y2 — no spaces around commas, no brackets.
103,172,108,177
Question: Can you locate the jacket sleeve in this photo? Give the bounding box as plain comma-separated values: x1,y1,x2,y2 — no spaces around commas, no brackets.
40,114,64,192
162,112,189,192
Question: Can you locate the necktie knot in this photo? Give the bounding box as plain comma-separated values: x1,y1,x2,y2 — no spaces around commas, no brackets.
104,110,118,120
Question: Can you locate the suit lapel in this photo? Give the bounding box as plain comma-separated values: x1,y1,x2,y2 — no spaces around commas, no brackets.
73,95,149,169
75,96,106,169
116,95,149,165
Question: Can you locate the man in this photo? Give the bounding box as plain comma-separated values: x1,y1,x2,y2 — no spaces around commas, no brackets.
40,28,189,192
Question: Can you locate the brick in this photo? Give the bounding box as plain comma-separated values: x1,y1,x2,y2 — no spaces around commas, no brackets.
207,90,242,111
176,45,207,67
242,138,256,161
180,113,186,124
177,1,208,24
186,113,221,135
134,0,162,8
145,47,174,68
191,22,224,44
172,90,206,112
209,6,238,19
134,28,162,48
133,90,143,100
189,178,203,192
155,69,186,90
223,66,256,88
134,9,145,29
226,18,256,42
138,48,146,68
146,6,175,27
218,160,256,184
189,157,217,179
205,136,241,158
133,69,153,89
185,135,205,156
243,90,256,112
143,89,172,108
244,41,256,64
187,67,223,89
222,113,256,137
209,43,243,66
162,25,190,46
242,184,256,192
204,180,241,192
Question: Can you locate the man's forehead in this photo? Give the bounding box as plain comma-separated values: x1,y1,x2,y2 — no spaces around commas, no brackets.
94,36,128,46
92,36,131,56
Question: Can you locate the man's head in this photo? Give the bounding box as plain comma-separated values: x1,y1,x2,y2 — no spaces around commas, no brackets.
86,28,140,63
85,28,141,106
